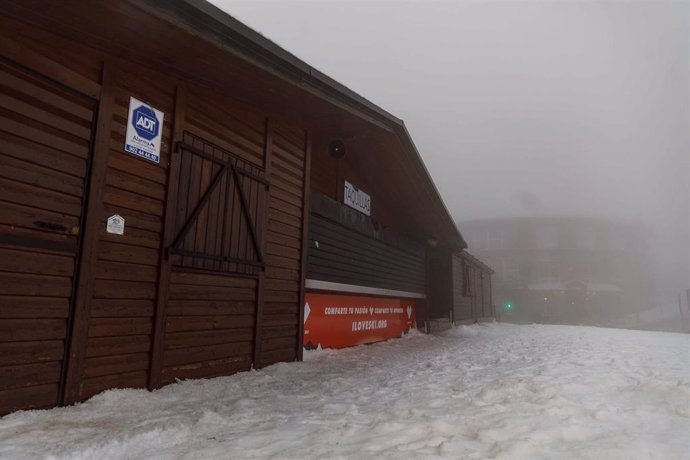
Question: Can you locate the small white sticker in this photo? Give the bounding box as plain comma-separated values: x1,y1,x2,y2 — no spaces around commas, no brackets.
106,214,125,235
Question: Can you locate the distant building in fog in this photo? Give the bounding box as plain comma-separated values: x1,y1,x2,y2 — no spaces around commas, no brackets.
459,217,651,325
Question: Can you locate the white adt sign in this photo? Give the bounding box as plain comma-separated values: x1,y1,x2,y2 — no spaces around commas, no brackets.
124,97,164,163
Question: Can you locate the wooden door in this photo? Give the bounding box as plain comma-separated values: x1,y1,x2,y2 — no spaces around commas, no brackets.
0,59,95,414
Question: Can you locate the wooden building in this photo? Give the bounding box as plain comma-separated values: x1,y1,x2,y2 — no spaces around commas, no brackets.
427,250,495,330
0,1,466,414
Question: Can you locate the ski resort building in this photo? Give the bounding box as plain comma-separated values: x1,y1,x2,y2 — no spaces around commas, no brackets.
461,217,651,325
0,0,491,414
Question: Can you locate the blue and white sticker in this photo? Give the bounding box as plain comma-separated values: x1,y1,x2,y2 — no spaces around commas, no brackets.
124,97,164,163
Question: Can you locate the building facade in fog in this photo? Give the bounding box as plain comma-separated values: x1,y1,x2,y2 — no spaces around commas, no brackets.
460,217,651,325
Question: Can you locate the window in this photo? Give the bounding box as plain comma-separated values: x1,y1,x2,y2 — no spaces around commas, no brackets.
168,132,268,275
536,225,559,249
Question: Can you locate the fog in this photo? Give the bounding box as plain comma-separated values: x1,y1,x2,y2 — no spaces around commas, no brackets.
214,0,689,298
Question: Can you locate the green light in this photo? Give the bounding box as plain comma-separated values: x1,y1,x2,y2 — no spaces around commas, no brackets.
505,302,513,311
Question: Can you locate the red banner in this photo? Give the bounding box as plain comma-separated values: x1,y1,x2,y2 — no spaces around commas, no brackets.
303,293,416,350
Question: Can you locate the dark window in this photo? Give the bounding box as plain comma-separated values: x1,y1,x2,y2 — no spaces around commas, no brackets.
169,132,268,275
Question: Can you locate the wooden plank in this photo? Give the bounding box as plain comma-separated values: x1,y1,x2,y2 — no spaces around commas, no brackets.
167,299,255,316
0,272,72,297
0,92,91,140
62,63,115,405
105,168,166,201
107,149,167,185
264,290,299,303
253,117,271,369
85,335,151,358
262,314,298,327
0,176,83,217
83,352,150,378
0,247,74,276
0,35,100,99
263,325,302,340
0,296,69,319
103,185,164,216
263,302,299,315
102,204,162,233
88,318,153,338
79,371,148,401
92,279,157,300
261,336,296,353
0,361,62,391
94,260,158,283
90,299,155,318
98,225,160,250
161,355,250,385
97,241,159,266
168,284,256,301
169,270,257,288
0,319,66,342
149,85,185,390
164,328,253,349
163,342,252,367
0,115,88,159
0,152,84,197
296,130,311,361
165,315,255,333
0,383,58,416
0,340,64,366
261,348,296,366
264,266,300,282
0,66,93,121
0,134,87,178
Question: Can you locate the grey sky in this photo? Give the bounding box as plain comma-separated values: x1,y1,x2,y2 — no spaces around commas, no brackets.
212,0,689,289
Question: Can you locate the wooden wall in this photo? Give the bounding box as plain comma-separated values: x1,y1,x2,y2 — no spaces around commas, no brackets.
307,192,426,295
0,14,310,414
451,254,494,323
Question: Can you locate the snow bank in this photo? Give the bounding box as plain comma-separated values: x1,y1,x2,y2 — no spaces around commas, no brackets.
1,323,688,459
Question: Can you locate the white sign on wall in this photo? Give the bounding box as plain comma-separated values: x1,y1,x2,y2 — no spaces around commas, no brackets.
343,180,371,216
106,214,125,235
124,97,164,163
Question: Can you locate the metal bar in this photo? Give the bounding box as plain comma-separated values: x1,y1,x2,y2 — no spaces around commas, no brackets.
232,166,264,266
171,163,228,249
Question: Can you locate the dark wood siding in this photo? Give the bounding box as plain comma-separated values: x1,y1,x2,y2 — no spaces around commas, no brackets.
452,253,494,322
162,271,256,384
0,58,95,413
0,9,311,414
261,122,307,366
307,192,426,295
79,70,174,401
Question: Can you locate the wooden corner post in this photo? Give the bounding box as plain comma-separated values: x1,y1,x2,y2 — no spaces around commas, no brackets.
296,130,313,361
252,117,273,369
149,85,187,390
62,62,116,405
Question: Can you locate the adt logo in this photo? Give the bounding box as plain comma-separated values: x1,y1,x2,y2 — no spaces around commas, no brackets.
132,105,159,141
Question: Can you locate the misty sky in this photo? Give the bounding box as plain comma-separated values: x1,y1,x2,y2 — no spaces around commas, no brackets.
212,0,689,288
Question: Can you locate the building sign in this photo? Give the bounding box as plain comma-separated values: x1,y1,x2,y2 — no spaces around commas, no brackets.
106,214,125,235
343,180,371,216
124,97,164,163
303,293,415,350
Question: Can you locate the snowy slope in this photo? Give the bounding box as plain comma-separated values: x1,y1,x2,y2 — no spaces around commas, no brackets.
0,323,688,459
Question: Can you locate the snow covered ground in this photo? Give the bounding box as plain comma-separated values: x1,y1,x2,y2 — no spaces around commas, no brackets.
1,323,688,459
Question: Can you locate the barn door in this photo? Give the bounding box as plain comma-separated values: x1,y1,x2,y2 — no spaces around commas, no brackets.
0,59,96,413
169,131,268,275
